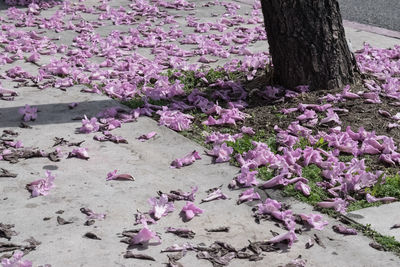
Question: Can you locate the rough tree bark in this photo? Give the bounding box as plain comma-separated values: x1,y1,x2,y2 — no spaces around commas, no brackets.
260,0,359,90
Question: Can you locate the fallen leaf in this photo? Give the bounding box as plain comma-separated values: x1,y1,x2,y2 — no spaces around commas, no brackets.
0,169,17,178
83,232,101,240
205,227,230,233
57,216,73,225
124,251,156,261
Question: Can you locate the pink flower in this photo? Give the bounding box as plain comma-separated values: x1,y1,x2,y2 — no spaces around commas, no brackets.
148,194,174,220
181,202,204,220
131,223,161,245
296,109,316,121
201,189,228,203
267,230,297,247
294,181,311,196
26,51,40,63
68,102,78,109
68,148,89,160
236,167,258,187
106,170,134,181
79,115,99,133
137,131,157,142
366,193,397,203
302,147,323,166
238,188,260,204
27,171,55,197
298,214,328,230
317,198,348,214
1,251,32,267
256,198,281,214
18,104,37,122
320,109,341,125
240,126,255,135
171,150,201,168
206,143,233,163
156,107,193,131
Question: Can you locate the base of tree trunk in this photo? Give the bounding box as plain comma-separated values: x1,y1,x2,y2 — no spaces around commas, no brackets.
261,0,360,90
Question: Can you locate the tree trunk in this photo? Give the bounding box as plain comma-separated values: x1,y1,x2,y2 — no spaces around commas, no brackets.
260,0,359,90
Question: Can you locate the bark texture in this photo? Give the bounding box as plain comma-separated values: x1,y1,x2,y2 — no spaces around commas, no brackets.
261,0,359,90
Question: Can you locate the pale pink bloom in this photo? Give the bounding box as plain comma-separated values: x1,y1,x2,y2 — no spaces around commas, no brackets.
1,251,32,267
27,171,55,197
240,126,255,135
317,198,348,214
303,147,323,166
26,51,40,63
171,150,201,168
206,143,233,163
181,202,204,220
236,167,258,187
294,181,311,196
106,170,134,181
131,224,161,245
366,193,397,203
320,109,341,125
259,174,288,189
137,131,157,141
79,115,99,133
148,194,174,220
201,189,228,203
256,198,281,214
341,85,360,99
238,188,260,204
4,140,24,148
296,109,316,121
68,148,89,160
18,104,37,122
157,107,193,131
299,214,328,230
267,230,297,247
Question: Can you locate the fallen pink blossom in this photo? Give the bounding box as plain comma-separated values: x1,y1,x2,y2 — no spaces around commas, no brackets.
241,126,255,135
201,189,228,203
298,214,328,230
1,251,32,267
148,194,174,220
236,167,258,187
171,150,201,168
80,115,99,133
332,224,357,235
27,170,55,197
267,230,297,247
137,131,157,142
161,242,194,252
131,224,161,245
237,188,260,204
317,198,348,214
18,104,37,122
106,170,134,181
156,107,193,131
181,202,204,221
320,109,341,125
366,193,397,203
294,181,311,196
256,198,281,214
68,148,89,160
206,143,233,163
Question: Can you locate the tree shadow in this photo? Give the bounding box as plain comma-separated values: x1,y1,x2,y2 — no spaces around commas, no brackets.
0,99,124,128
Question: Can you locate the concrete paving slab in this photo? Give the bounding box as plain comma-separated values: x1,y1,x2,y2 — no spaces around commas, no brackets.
0,0,399,266
349,202,400,242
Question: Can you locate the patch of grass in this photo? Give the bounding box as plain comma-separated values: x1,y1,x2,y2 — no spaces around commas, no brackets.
122,98,144,109
350,222,400,255
375,174,400,198
293,137,311,150
283,164,330,205
226,130,277,155
257,166,275,181
347,200,382,212
338,154,354,162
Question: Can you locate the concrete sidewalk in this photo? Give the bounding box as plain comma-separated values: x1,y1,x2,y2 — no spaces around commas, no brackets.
0,1,399,266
